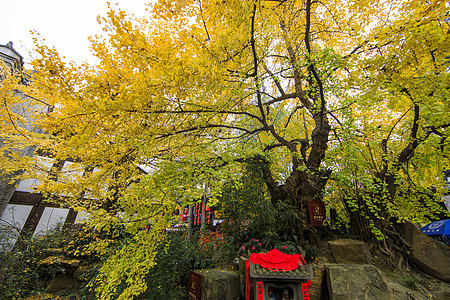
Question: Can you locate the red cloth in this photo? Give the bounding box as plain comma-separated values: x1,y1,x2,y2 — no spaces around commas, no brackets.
245,249,308,300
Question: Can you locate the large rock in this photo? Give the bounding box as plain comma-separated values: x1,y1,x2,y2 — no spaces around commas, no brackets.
37,256,81,275
398,221,450,282
46,273,74,293
328,239,372,264
384,271,450,300
326,264,394,300
195,269,241,300
388,281,427,300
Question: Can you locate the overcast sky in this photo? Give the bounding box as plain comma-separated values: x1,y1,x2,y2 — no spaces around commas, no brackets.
0,0,151,67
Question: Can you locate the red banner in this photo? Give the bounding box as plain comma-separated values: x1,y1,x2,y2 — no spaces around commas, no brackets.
301,282,310,300
256,281,264,300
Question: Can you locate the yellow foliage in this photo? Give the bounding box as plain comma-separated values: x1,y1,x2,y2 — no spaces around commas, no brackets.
1,0,449,298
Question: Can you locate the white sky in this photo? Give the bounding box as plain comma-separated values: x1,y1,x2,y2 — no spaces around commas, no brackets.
0,0,152,67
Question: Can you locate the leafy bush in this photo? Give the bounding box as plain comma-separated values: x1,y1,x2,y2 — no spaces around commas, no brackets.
275,241,304,256
197,231,225,259
218,164,303,256
238,238,263,256
303,244,319,264
137,231,211,300
0,223,77,299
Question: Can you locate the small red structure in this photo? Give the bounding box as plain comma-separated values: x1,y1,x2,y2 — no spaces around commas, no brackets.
245,249,313,300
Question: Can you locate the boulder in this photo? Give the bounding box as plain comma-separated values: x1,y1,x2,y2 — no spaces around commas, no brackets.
46,273,74,293
37,256,81,281
388,281,427,300
326,264,394,300
195,269,241,300
383,270,450,300
398,221,450,282
38,256,81,269
328,239,372,264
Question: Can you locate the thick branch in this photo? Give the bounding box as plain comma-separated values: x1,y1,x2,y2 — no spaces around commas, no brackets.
305,0,326,115
264,65,286,96
248,4,258,78
263,138,309,152
134,108,262,123
285,44,310,110
262,92,299,106
154,124,264,140
394,104,422,167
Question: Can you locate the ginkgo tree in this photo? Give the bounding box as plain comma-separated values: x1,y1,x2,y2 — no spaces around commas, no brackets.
325,0,450,248
1,0,449,298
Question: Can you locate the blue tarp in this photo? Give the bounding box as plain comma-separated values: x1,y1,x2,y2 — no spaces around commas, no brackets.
421,219,450,245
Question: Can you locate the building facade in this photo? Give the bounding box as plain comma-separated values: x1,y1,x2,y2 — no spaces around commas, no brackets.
0,42,86,250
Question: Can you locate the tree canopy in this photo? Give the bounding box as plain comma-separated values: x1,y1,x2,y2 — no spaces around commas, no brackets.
1,0,449,298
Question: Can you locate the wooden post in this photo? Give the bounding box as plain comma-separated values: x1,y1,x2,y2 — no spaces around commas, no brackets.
200,194,207,232
187,204,193,242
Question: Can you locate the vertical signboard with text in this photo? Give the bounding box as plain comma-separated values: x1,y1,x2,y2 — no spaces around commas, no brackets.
308,200,326,226
188,271,202,300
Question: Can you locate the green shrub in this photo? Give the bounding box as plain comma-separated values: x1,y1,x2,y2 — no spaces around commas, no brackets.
218,164,303,256
238,238,263,256
303,244,318,263
275,241,304,256
137,231,210,300
0,223,76,299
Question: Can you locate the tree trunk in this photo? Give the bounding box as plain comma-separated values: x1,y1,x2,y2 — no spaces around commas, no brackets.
343,196,373,241
200,194,207,232
260,113,332,240
187,204,193,242
262,166,331,240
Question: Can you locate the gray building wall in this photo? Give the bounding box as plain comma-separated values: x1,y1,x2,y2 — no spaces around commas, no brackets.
0,42,23,71
0,42,44,217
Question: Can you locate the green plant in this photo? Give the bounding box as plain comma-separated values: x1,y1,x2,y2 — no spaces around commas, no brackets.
238,238,263,256
218,164,305,258
136,231,210,300
197,231,225,259
303,244,318,263
404,276,417,290
275,241,304,256
0,223,78,299
218,164,275,244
